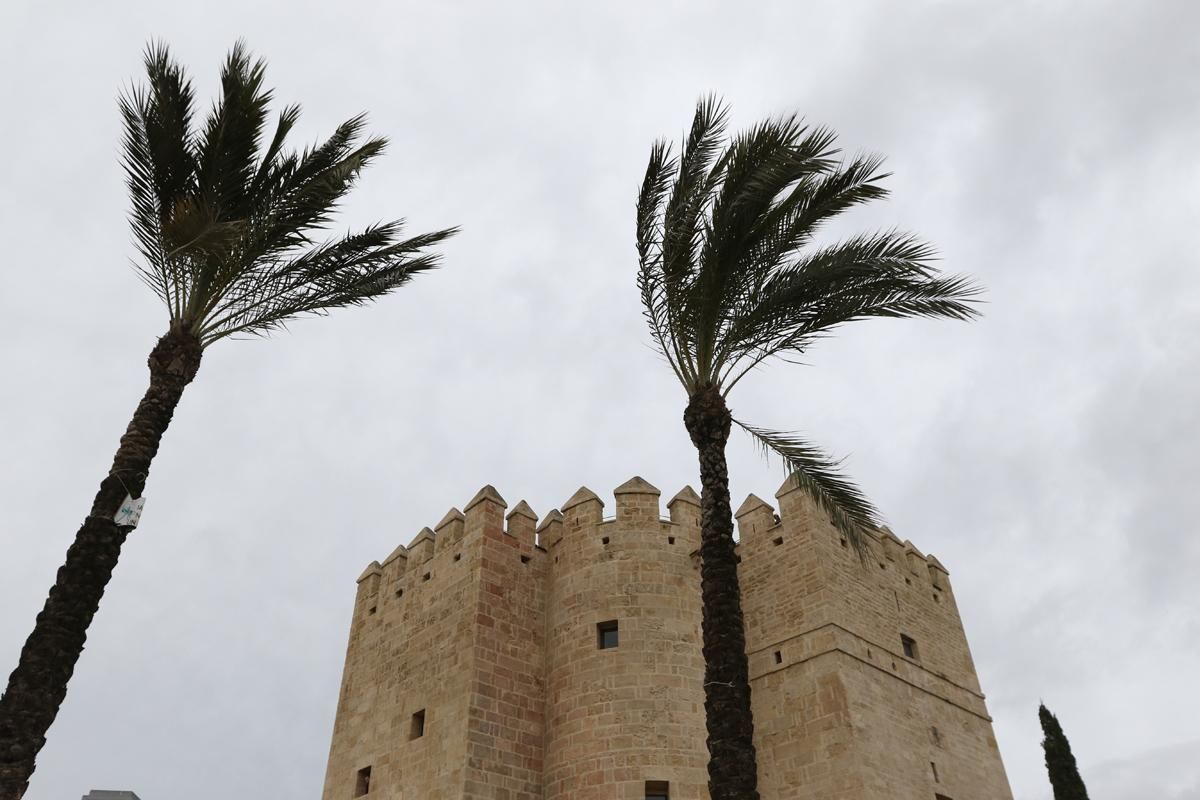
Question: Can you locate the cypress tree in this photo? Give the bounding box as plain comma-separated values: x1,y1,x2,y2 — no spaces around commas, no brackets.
1039,703,1091,800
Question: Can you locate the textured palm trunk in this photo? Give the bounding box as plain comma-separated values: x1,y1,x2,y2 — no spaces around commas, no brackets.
684,385,760,800
0,329,202,800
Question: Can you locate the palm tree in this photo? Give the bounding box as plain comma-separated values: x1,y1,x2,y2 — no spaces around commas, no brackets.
0,43,456,798
635,98,979,799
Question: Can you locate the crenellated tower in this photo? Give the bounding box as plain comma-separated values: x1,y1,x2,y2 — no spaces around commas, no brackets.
321,477,1012,799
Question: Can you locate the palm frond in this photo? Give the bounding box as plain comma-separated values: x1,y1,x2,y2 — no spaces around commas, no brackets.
636,139,690,386
120,42,456,346
195,41,271,220
734,419,877,558
662,96,727,287
634,99,979,401
197,222,457,344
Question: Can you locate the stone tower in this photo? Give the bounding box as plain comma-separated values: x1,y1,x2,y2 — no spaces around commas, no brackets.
320,477,1012,799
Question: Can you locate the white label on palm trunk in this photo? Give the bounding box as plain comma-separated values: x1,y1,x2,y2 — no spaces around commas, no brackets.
114,495,146,527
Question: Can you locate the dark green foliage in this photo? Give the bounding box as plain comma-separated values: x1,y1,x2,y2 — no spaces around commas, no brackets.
121,41,457,346
1040,703,1091,800
0,42,455,799
636,98,979,798
637,96,979,550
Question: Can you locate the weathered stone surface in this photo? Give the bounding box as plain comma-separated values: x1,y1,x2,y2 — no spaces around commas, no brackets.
322,480,1013,799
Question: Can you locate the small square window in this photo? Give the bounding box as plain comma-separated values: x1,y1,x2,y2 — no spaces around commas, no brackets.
601,536,610,545
901,634,919,661
410,709,426,739
355,765,372,797
773,650,783,664
520,554,531,564
645,780,670,800
772,536,784,546
597,620,619,649
422,572,431,582
668,536,675,545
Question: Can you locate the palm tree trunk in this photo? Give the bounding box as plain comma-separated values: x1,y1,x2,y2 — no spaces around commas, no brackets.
684,385,760,800
0,329,202,800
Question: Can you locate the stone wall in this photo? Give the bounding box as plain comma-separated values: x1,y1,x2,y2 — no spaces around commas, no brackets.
322,477,1012,799
738,476,1013,799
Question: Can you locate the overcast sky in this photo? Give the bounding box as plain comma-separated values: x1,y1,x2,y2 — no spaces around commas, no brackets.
2,1,1198,798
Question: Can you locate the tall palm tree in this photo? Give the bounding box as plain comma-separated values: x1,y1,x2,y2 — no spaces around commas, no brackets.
636,98,979,799
0,43,455,799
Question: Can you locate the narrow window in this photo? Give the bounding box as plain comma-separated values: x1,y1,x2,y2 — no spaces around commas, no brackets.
668,536,675,545
520,554,531,564
931,725,943,748
931,761,940,782
773,650,783,665
901,634,920,661
410,709,426,739
597,620,619,649
772,536,784,546
645,780,670,800
354,766,372,797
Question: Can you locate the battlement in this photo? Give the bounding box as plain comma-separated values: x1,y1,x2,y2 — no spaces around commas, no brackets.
326,474,1010,800
357,475,951,596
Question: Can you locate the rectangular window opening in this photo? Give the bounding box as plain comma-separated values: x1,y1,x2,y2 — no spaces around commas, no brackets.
354,765,372,797
901,634,920,661
597,619,619,649
520,554,531,564
645,780,670,800
601,536,610,545
410,709,426,739
668,536,675,544
772,536,784,546
773,650,783,664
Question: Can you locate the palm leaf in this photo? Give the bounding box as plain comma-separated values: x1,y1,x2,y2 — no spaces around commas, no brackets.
734,419,877,558
120,42,456,346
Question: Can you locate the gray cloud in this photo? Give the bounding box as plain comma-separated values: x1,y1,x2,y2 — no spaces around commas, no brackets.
1,1,1198,798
